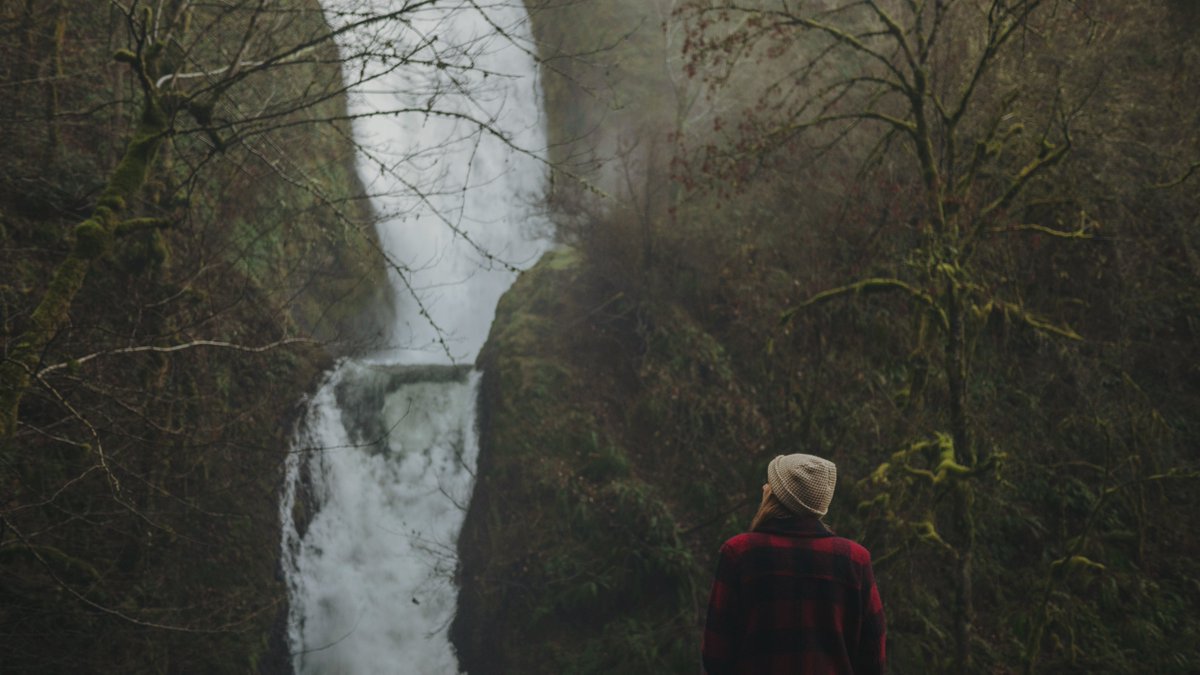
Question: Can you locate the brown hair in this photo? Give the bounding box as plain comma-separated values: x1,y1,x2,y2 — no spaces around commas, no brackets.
750,490,795,531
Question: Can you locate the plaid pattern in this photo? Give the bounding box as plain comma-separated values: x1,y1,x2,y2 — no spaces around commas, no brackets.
702,517,886,674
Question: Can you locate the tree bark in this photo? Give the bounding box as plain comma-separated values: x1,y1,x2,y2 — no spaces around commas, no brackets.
945,277,975,672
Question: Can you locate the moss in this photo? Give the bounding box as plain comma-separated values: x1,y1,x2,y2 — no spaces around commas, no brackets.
97,194,124,211
581,433,631,483
101,97,166,206
73,218,111,259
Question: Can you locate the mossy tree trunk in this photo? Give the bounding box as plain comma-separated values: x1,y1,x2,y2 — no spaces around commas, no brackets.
0,47,170,441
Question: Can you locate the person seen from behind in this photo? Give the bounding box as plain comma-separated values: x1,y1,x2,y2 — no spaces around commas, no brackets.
702,453,886,674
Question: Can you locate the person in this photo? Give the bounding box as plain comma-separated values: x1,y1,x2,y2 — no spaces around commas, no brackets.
702,453,886,674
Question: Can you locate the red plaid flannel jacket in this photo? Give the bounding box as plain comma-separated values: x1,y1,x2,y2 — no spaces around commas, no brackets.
702,516,886,674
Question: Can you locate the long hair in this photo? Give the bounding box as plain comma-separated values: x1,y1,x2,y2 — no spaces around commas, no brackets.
750,490,794,531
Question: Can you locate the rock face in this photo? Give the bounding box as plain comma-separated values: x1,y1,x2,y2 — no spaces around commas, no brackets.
452,248,586,674
451,248,768,674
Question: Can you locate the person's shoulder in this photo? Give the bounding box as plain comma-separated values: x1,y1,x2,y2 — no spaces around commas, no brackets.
829,535,874,566
720,532,755,549
718,532,760,556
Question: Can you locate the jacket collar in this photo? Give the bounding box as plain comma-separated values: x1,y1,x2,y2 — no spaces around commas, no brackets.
754,515,833,538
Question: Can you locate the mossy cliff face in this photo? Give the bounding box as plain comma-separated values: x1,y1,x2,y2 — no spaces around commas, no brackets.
452,249,769,674
451,5,774,670
0,2,385,671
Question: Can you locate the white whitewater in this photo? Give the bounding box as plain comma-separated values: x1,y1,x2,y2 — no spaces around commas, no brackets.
280,2,547,673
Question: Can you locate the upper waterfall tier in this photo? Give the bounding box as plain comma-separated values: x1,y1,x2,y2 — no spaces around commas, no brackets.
326,0,550,364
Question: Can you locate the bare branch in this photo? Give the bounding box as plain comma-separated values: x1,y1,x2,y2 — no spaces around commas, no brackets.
865,0,917,74
37,338,317,377
780,11,914,92
945,0,1046,131
1151,161,1200,190
987,222,1093,239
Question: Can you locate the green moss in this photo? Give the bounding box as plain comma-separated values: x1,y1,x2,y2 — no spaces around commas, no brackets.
101,98,166,206
581,433,631,483
73,218,111,259
456,247,719,674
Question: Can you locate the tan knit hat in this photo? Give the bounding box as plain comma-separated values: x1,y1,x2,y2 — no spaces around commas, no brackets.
767,454,837,517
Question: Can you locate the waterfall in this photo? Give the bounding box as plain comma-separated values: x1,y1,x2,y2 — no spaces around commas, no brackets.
280,2,547,672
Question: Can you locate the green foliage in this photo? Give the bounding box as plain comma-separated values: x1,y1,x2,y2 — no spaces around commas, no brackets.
581,432,631,483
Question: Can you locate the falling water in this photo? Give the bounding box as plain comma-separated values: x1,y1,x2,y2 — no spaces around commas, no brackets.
279,2,547,672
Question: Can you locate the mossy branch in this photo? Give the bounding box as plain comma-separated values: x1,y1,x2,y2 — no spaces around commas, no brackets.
992,300,1083,341
0,46,169,440
780,277,949,331
914,519,957,556
114,217,173,237
1049,554,1105,573
979,138,1071,221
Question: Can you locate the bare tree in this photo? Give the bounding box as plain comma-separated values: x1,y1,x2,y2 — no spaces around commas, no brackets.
676,1,1182,669
3,0,506,435
0,0,545,668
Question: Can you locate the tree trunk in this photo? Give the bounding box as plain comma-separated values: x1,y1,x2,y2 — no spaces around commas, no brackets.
954,485,976,672
0,93,167,439
945,277,975,672
42,2,67,164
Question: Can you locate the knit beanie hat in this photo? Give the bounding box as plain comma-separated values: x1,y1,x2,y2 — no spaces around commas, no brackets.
767,454,837,517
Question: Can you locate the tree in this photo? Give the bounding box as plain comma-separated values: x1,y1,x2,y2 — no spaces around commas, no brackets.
0,0,543,669
1,0,473,437
680,0,1200,670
